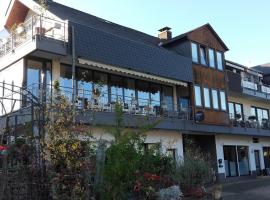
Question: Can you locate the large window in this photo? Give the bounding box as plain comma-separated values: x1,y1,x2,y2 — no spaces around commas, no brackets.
110,75,124,102
200,46,207,65
77,68,93,99
251,106,269,124
224,145,250,177
137,80,150,107
203,87,211,108
123,78,135,103
216,51,223,70
162,86,173,111
150,83,161,108
211,89,219,109
219,91,227,111
194,86,202,107
27,59,51,98
208,48,215,68
228,102,243,120
93,72,108,103
191,42,199,63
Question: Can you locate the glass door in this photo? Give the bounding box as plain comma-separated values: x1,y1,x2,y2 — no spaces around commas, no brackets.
224,146,238,177
254,150,261,175
237,146,250,176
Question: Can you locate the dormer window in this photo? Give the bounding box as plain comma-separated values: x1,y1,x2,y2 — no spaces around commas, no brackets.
200,46,207,65
191,42,199,63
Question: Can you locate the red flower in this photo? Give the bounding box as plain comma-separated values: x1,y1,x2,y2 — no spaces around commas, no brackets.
143,172,161,181
0,145,7,151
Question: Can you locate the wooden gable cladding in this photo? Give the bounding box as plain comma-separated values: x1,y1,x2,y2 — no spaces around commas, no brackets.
193,64,226,89
196,107,230,125
192,64,230,126
5,0,29,30
187,26,226,52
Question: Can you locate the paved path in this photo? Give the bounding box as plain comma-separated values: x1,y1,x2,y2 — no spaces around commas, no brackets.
222,177,270,200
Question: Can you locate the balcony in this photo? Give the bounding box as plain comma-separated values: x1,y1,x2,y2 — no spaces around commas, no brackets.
227,70,270,100
0,15,68,67
229,113,270,131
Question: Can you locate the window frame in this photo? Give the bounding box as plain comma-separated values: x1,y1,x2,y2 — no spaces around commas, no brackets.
194,85,203,107
228,102,244,120
251,106,269,121
191,42,199,63
199,45,208,66
208,48,216,69
219,90,227,111
211,88,219,110
216,51,224,71
203,87,211,109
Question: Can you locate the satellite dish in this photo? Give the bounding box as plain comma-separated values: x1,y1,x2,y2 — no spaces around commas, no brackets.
195,111,204,122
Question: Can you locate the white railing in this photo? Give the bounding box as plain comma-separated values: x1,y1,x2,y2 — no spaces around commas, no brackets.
242,80,258,90
0,15,68,58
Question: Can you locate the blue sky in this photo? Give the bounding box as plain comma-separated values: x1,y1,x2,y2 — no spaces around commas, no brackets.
1,0,270,67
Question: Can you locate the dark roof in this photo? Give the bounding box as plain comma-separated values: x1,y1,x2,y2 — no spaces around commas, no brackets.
252,63,270,75
46,1,159,46
42,1,193,82
226,60,263,74
72,22,193,82
162,23,229,51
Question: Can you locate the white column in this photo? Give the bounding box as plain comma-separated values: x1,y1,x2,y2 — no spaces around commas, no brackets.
52,59,61,82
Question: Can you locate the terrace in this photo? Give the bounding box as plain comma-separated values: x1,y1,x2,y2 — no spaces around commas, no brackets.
0,15,68,66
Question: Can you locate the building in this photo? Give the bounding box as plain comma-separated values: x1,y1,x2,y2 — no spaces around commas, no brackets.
1,0,270,181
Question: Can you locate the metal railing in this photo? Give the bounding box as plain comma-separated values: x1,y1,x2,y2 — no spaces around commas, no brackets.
0,15,68,58
229,113,270,130
24,84,194,120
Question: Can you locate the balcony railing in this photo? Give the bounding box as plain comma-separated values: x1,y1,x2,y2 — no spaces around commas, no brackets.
24,84,194,121
241,79,270,99
0,15,68,58
230,113,270,130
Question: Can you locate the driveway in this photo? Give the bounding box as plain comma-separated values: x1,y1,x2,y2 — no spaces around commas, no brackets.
222,177,270,200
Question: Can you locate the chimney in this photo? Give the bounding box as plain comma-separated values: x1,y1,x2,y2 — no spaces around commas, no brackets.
158,27,172,40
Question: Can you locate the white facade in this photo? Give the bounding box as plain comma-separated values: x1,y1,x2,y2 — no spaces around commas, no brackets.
216,134,270,177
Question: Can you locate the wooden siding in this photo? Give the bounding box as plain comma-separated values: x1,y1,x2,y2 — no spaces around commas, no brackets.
5,0,29,30
193,65,226,89
187,26,226,52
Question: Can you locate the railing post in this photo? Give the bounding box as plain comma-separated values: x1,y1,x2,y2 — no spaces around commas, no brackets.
31,16,34,40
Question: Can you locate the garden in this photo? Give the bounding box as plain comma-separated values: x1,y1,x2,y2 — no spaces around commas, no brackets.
0,84,218,200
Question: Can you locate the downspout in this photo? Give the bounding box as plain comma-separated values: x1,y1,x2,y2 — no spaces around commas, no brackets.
71,25,76,121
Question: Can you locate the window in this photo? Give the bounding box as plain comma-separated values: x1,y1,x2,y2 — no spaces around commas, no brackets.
216,51,223,70
200,46,207,65
162,86,173,111
251,107,269,124
137,80,150,107
76,68,93,99
208,48,215,68
229,102,243,120
220,91,227,111
150,83,161,108
203,87,211,108
93,72,108,103
211,89,219,109
110,75,124,102
123,78,135,103
194,86,202,107
191,42,199,63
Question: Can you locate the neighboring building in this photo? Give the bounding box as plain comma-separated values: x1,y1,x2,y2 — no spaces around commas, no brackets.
1,0,270,181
